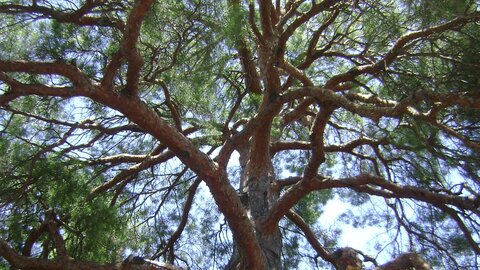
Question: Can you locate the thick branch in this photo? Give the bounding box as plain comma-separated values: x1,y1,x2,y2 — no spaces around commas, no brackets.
22,223,47,256
0,61,91,86
1,238,183,270
260,174,372,232
237,39,263,94
45,209,68,258
261,174,480,232
100,0,154,93
228,0,262,95
271,137,389,154
257,0,275,39
0,2,124,29
122,0,155,95
303,106,333,178
216,96,283,167
281,87,454,122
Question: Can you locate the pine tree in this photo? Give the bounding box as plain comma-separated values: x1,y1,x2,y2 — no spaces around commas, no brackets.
1,1,479,269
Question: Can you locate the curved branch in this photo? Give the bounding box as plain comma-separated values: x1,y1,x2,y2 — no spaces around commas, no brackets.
285,210,335,264
216,97,283,167
279,0,338,50
303,106,333,178
22,223,47,256
271,136,389,154
122,0,155,95
159,80,182,131
260,174,374,233
101,0,155,94
281,86,477,123
261,174,480,233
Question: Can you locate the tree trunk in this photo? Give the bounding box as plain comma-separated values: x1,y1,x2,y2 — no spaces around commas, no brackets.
242,173,282,270
225,19,286,268
226,181,282,269
227,129,282,270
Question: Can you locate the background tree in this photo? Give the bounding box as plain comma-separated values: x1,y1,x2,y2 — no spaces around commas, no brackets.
0,0,479,269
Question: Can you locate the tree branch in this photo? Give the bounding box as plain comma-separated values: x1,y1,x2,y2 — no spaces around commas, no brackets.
261,174,480,233
437,205,480,255
0,2,124,29
281,86,468,122
0,60,91,86
88,151,176,200
22,223,48,256
303,106,333,178
285,210,335,264
1,238,184,270
152,178,202,261
325,12,480,88
279,0,338,50
44,209,68,258
122,0,155,95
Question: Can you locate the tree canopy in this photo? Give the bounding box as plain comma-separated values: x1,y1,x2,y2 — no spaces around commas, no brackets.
0,0,479,269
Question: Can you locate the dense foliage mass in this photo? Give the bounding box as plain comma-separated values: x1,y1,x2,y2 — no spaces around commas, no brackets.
0,1,479,269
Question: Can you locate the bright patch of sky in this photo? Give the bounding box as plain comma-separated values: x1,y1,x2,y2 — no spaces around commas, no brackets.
320,195,388,257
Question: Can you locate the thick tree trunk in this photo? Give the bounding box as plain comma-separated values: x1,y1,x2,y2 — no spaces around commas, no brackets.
226,132,282,270
242,174,282,270
226,190,282,269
